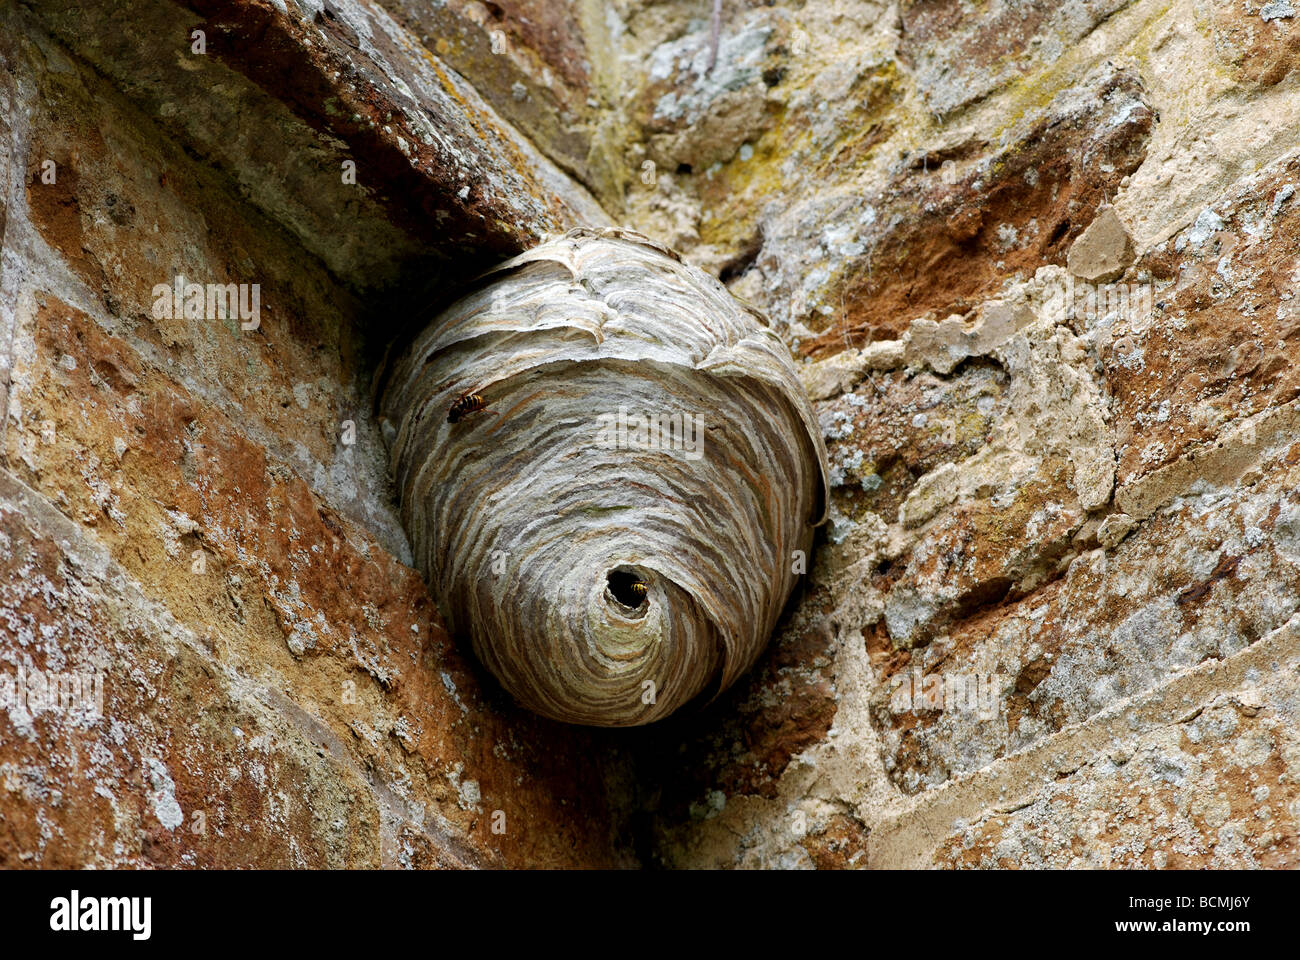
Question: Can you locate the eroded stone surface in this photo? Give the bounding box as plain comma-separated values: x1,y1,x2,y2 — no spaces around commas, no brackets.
28,0,610,292
609,0,1300,871
1,2,631,869
4,0,1300,870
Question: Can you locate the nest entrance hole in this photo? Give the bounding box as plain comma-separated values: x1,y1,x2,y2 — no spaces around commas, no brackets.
606,567,649,615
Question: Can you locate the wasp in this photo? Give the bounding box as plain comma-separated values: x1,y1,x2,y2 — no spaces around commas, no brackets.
607,570,649,609
448,390,495,424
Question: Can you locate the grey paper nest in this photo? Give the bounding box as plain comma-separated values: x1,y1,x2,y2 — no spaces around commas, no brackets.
380,227,829,726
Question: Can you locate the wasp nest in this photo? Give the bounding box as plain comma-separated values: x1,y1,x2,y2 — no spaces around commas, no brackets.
380,228,828,726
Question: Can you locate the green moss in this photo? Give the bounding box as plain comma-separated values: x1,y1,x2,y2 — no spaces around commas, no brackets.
985,0,1181,149
698,59,904,250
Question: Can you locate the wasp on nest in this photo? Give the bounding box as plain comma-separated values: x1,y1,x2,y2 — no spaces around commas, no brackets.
379,227,828,726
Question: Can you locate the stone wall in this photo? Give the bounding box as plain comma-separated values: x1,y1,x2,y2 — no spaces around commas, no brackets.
0,0,628,868
2,0,1297,869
